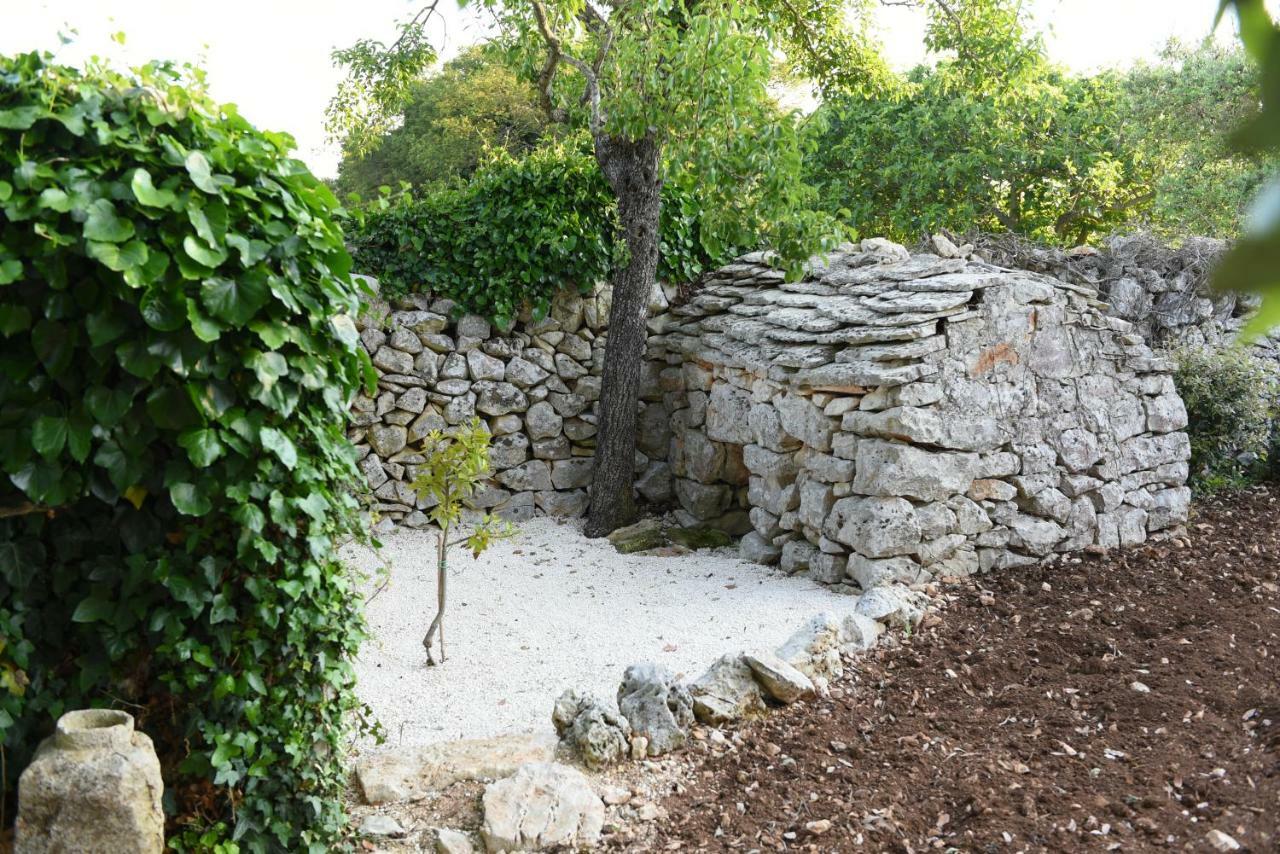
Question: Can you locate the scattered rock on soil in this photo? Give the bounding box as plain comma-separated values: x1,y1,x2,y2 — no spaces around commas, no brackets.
481,762,604,852
743,651,816,704
617,664,694,757
357,732,558,805
688,654,768,725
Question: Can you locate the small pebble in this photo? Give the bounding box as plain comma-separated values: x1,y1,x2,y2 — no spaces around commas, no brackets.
1130,681,1151,694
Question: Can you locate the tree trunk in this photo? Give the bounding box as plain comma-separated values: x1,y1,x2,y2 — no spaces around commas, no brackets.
584,133,662,538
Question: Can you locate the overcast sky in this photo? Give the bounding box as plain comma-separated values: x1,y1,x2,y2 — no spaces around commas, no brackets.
0,1,1251,178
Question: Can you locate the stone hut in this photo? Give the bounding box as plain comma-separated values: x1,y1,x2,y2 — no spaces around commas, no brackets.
644,239,1192,587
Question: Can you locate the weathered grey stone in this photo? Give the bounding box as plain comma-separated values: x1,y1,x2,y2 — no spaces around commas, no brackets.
359,815,406,838
505,357,548,389
743,651,815,703
846,554,923,589
775,393,833,451
550,458,593,489
739,531,782,564
829,495,921,557
534,489,589,518
776,614,844,690
358,732,558,805
474,382,527,417
635,461,673,504
852,440,977,502
389,326,423,354
748,475,799,516
467,349,505,382
840,613,885,651
369,424,408,457
496,460,553,492
705,384,754,444
489,433,530,470
532,435,571,460
440,352,468,379
855,585,927,629
674,479,732,520
16,710,164,854
481,762,603,852
749,403,800,453
690,654,768,725
443,393,477,425
1007,515,1064,556
435,828,476,854
552,691,631,770
616,664,694,756
780,538,817,574
809,551,847,583
372,346,413,375
526,401,563,441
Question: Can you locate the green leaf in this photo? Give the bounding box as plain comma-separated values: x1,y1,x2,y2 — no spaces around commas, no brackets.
0,106,42,129
0,259,23,285
201,275,269,325
71,596,114,623
86,308,127,346
0,304,31,335
83,199,135,243
170,481,212,516
185,150,220,193
259,427,297,469
131,168,176,207
0,181,11,202
182,235,228,268
32,415,67,459
38,188,72,212
86,239,149,273
85,386,134,427
179,428,224,467
140,286,187,331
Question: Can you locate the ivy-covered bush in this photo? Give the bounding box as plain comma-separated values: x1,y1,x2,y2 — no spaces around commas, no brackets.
347,134,744,324
0,53,374,850
1173,347,1279,492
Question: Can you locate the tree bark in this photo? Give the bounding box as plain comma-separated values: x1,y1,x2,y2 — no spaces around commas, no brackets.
584,133,662,538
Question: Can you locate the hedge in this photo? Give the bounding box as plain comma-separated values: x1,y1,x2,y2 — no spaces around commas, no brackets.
0,52,374,851
346,134,744,324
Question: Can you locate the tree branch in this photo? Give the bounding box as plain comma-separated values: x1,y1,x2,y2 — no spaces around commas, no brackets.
529,0,604,134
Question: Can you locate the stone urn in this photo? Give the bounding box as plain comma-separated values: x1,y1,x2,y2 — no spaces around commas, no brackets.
16,709,164,854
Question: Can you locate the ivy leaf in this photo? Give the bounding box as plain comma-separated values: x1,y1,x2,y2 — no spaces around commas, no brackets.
140,286,187,331
183,235,228,269
32,415,68,459
131,168,176,207
83,199,135,243
71,596,115,623
0,259,23,285
0,304,32,335
170,481,212,516
185,151,220,193
0,106,42,129
201,275,269,325
85,386,134,427
259,427,297,469
179,428,225,467
86,239,149,273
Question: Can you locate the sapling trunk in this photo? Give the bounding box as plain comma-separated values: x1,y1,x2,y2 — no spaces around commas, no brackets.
422,525,448,665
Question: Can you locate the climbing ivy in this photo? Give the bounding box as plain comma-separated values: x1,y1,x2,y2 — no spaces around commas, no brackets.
346,134,751,324
0,52,375,851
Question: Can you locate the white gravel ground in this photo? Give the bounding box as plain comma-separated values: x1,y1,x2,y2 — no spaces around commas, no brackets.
345,517,849,754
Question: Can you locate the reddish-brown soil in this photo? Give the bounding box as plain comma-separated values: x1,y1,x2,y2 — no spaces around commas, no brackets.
621,487,1280,852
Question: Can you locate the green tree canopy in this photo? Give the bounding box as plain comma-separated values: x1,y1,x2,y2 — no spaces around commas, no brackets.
1118,38,1266,238
335,46,550,198
804,0,1151,245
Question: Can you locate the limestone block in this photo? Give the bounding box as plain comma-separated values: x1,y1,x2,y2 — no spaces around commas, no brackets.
705,384,754,444
16,710,164,854
689,654,768,725
481,762,603,852
852,440,977,502
829,495,921,557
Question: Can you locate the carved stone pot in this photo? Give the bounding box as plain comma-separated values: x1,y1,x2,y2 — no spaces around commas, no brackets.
16,709,164,854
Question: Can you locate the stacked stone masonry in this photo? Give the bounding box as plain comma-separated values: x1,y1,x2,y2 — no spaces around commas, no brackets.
351,284,623,527
644,238,1192,588
351,236,1193,590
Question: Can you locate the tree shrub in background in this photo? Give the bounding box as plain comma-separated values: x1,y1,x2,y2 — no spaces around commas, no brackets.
1173,348,1278,492
334,46,550,199
0,52,373,850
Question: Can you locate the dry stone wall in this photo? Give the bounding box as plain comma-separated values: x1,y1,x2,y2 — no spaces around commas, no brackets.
646,238,1192,590
351,284,624,528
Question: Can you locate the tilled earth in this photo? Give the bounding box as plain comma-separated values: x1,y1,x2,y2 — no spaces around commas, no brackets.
617,488,1280,852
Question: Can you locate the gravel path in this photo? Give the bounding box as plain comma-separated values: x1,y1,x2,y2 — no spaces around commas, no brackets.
345,517,848,753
